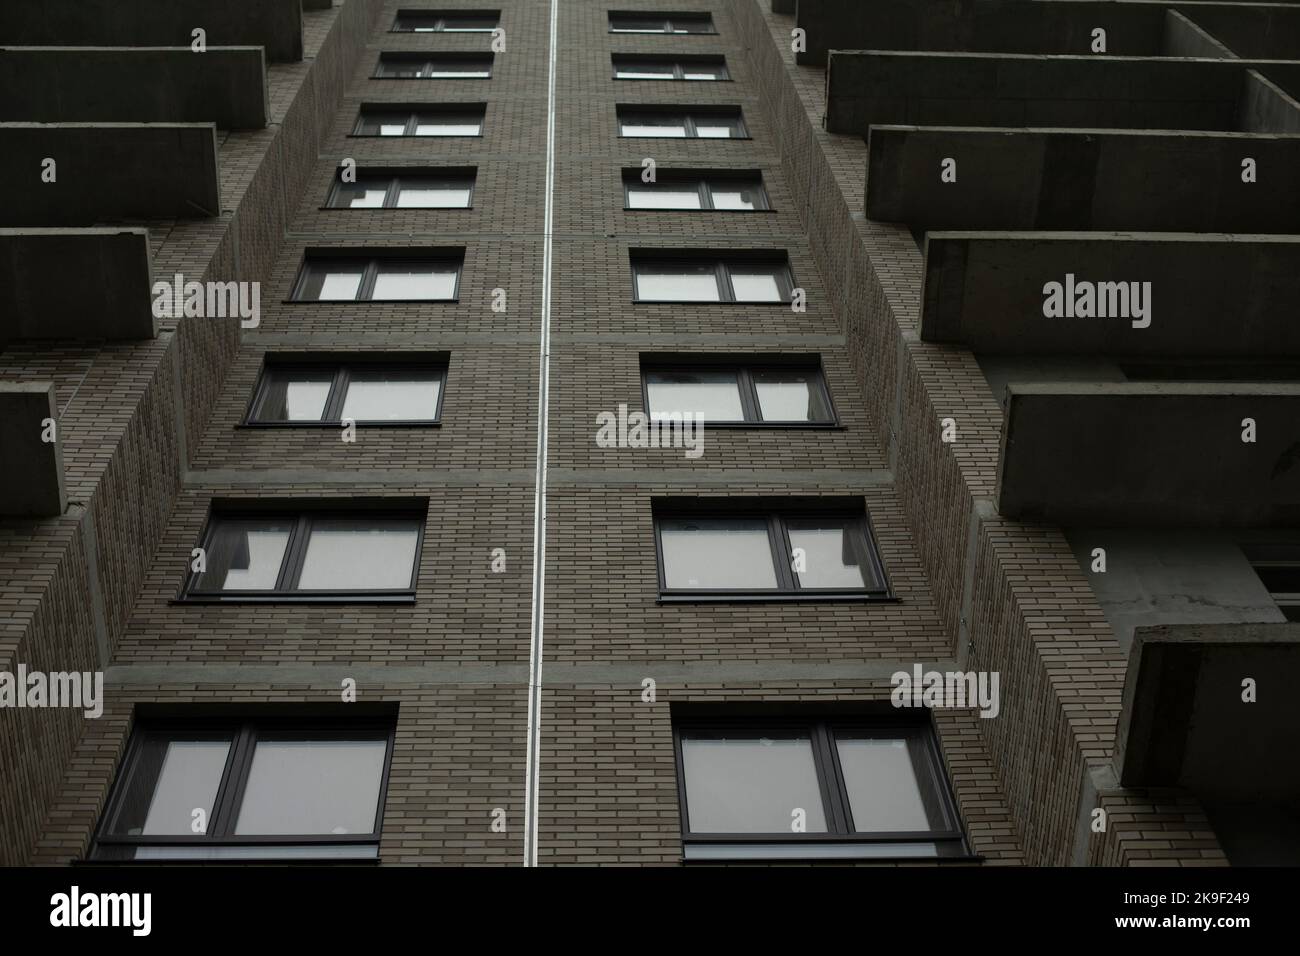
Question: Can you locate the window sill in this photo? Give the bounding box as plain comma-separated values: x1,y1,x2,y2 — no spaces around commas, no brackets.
236,421,442,429
370,76,492,81
619,135,752,141
657,592,896,605
347,134,484,139
317,206,474,211
281,299,460,305
612,77,733,83
609,31,719,36
659,421,842,430
633,299,790,306
623,207,776,214
682,843,977,863
172,593,417,606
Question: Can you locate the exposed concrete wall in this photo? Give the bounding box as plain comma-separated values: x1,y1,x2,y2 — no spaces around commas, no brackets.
0,383,65,516
1066,531,1285,652
920,231,1300,357
796,0,1165,66
1179,3,1300,59
0,228,155,342
0,0,304,62
1162,9,1237,56
996,382,1300,527
1240,68,1300,131
0,123,220,224
0,47,269,128
867,126,1300,231
826,52,1246,135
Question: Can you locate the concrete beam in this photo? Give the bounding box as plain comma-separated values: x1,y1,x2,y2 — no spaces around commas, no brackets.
0,0,303,63
1117,622,1300,799
796,0,1166,66
0,123,219,225
995,382,1300,526
921,231,1300,357
826,51,1253,135
867,126,1300,231
0,47,268,129
0,228,155,343
0,383,66,517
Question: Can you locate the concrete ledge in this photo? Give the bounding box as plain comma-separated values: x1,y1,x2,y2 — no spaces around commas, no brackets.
867,126,1300,231
826,51,1256,135
0,383,65,516
0,228,155,342
0,0,303,62
0,123,219,225
921,231,1300,356
797,0,1166,66
1117,622,1300,797
995,383,1300,525
0,47,268,129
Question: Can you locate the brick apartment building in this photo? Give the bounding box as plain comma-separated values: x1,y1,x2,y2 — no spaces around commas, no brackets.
0,0,1297,867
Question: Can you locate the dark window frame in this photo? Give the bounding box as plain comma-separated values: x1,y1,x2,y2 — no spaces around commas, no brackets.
350,105,486,138
671,714,968,862
611,54,729,81
639,355,837,428
179,507,426,603
631,254,794,303
608,11,717,34
616,107,748,139
390,9,500,32
622,169,770,211
288,254,463,303
323,170,476,210
91,715,396,863
243,356,448,428
373,52,494,79
652,501,892,602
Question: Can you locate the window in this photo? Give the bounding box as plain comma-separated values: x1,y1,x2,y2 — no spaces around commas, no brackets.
623,171,768,210
247,358,446,425
291,254,462,301
183,508,424,601
1244,544,1300,622
642,357,834,425
653,501,889,600
392,10,499,32
326,171,475,209
609,11,715,34
631,254,793,302
92,714,395,861
374,54,493,79
612,55,728,80
673,714,966,861
618,107,746,138
353,106,484,137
